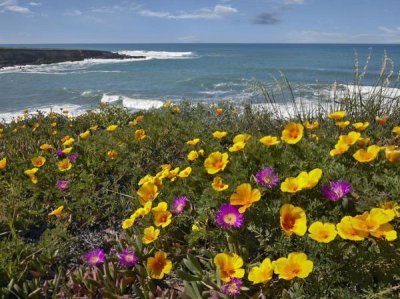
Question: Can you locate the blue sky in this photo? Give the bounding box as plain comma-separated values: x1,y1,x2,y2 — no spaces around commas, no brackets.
0,0,399,43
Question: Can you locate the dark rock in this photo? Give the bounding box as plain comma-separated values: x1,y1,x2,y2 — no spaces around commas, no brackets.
0,47,146,68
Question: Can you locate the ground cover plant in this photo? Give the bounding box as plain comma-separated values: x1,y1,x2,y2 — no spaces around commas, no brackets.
1,66,400,298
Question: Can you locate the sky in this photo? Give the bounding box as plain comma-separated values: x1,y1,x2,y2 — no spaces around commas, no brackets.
0,0,399,43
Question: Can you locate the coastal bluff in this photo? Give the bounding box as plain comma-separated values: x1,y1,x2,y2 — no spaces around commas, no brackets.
0,48,145,68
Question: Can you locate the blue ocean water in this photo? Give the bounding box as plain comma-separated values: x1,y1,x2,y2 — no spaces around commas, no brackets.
0,43,399,120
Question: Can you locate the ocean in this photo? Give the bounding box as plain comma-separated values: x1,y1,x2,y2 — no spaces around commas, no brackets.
0,43,399,121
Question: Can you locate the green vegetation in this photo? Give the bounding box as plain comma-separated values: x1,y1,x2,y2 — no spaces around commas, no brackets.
0,65,400,298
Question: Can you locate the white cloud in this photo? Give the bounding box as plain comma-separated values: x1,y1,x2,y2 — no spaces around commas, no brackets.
139,4,238,20
0,0,31,14
283,0,304,5
64,9,83,16
91,2,141,13
378,26,396,33
29,2,41,6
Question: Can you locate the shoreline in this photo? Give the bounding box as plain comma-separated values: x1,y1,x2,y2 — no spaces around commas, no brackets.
0,47,145,69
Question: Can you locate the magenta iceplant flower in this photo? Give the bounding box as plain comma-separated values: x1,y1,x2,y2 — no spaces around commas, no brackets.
118,248,138,267
172,196,189,214
68,153,79,163
84,249,105,266
56,149,64,157
321,180,352,201
221,278,242,296
56,180,70,191
216,204,244,229
255,167,280,188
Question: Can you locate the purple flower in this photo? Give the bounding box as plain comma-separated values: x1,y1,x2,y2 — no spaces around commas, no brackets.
321,180,352,201
68,153,79,163
56,180,70,191
172,196,189,214
56,149,64,157
118,248,138,267
216,204,244,229
255,167,280,188
84,249,105,266
221,278,242,296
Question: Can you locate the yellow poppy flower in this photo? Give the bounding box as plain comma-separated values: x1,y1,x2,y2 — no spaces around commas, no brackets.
24,168,39,184
336,216,369,241
204,151,229,174
163,101,172,108
178,167,192,178
106,124,118,132
274,252,313,280
142,226,160,244
352,122,369,132
385,146,400,163
329,142,350,156
131,201,153,221
229,183,261,213
135,129,146,140
50,122,57,127
49,205,64,216
215,107,223,115
248,257,274,284
0,158,6,170
350,208,395,233
233,133,251,144
187,150,199,161
40,144,53,151
122,218,134,229
391,126,400,136
353,145,380,163
107,150,118,159
259,135,280,147
229,141,246,152
79,130,90,139
172,106,180,113
212,176,229,191
281,122,304,144
280,204,307,236
62,137,75,147
308,221,337,243
212,131,228,139
370,223,397,241
152,202,172,228
62,147,73,154
137,182,159,205
147,251,172,279
296,168,322,190
335,120,350,129
303,120,319,130
280,177,303,193
338,131,361,145
58,159,72,172
328,111,346,121
186,138,200,146
31,156,46,168
213,252,245,282
89,125,98,131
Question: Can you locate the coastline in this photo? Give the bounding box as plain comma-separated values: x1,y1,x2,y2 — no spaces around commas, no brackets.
0,48,145,69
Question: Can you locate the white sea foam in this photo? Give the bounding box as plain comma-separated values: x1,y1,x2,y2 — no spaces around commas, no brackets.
0,104,88,123
100,94,121,103
122,98,164,110
100,94,164,110
117,50,196,60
